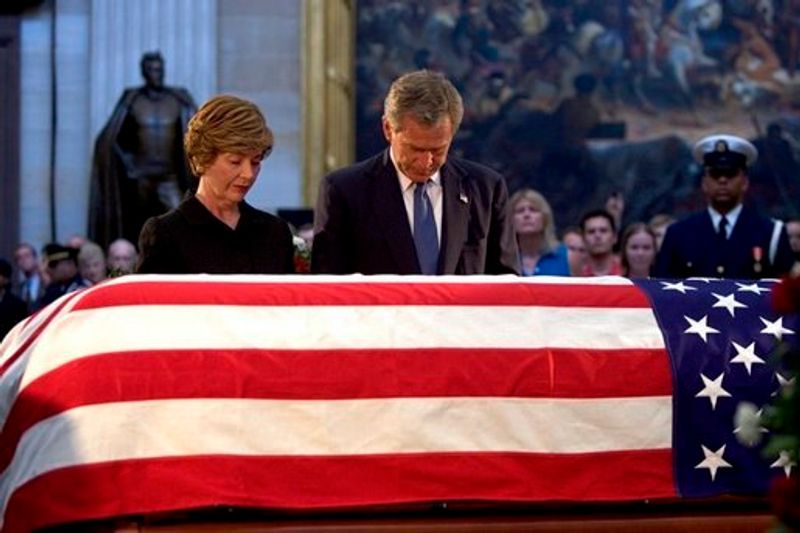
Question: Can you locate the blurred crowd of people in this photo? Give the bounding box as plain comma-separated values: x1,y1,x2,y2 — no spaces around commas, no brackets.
0,238,138,338
512,186,793,280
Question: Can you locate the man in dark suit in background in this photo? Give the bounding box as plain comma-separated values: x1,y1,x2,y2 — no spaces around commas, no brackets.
0,259,27,339
312,69,518,275
653,134,794,279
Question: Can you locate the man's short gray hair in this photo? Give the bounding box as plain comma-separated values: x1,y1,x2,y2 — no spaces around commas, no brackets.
383,70,463,133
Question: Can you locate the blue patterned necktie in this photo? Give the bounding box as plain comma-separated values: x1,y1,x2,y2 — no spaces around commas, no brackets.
413,182,439,274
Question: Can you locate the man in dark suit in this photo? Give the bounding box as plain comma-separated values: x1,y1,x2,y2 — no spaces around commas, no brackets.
0,259,27,339
312,70,519,275
654,134,794,279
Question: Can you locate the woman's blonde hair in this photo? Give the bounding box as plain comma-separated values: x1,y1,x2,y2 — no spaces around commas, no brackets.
509,188,559,253
184,95,274,176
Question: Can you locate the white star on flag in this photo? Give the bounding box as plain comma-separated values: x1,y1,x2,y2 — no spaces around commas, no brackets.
684,315,719,342
770,450,796,478
695,444,732,481
729,341,764,375
759,317,795,341
735,282,770,295
695,373,731,410
661,281,698,294
711,293,747,317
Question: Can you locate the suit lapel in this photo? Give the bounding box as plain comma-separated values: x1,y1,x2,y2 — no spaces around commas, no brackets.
703,210,717,238
441,163,469,274
369,150,420,273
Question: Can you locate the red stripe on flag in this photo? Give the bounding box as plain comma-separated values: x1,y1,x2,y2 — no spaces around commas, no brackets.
0,291,83,378
4,450,677,532
71,281,652,309
0,347,671,473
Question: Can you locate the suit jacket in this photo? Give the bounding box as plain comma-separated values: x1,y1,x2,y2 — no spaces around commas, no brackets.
0,290,27,339
312,150,519,275
653,205,794,279
11,272,45,314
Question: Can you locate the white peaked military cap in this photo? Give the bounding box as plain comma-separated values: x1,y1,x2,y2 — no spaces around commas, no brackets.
692,134,758,168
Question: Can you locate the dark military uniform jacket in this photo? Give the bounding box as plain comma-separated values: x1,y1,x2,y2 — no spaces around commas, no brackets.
653,205,794,279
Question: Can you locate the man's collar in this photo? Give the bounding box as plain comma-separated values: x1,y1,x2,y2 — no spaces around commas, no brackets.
708,203,743,226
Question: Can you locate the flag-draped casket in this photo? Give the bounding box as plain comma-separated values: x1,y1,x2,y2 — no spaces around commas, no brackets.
0,275,795,532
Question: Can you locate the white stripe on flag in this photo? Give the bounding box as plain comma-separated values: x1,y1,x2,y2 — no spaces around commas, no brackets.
1,395,672,517
19,305,666,388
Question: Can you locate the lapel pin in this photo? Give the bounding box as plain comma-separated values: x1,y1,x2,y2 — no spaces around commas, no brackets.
459,193,469,204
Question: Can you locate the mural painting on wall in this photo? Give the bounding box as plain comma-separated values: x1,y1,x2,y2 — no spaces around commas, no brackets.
356,0,800,229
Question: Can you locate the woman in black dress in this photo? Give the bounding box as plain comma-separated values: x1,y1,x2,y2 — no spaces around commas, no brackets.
136,95,295,274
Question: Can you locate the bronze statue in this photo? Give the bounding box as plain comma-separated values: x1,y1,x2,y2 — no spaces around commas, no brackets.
89,51,196,248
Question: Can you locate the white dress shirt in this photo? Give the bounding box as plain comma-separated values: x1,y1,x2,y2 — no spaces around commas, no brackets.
390,149,443,245
708,204,742,239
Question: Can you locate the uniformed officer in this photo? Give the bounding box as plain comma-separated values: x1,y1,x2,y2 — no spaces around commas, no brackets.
653,134,795,279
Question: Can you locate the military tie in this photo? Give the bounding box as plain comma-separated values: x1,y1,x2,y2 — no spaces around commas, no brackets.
717,216,728,241
413,182,439,275
715,215,728,276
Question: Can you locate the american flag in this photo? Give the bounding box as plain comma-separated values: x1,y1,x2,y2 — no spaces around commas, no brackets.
0,275,795,532
634,277,797,497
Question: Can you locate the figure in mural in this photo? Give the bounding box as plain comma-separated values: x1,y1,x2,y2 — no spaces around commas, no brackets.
628,0,664,79
655,0,722,116
572,7,626,116
725,17,786,106
537,73,602,226
89,51,197,248
749,122,800,219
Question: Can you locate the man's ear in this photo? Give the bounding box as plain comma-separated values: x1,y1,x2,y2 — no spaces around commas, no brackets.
382,117,393,143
